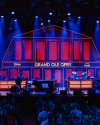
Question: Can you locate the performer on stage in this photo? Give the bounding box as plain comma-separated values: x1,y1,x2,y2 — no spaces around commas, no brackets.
15,76,22,92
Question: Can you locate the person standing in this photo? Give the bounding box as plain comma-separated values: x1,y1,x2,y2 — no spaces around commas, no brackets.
15,76,22,92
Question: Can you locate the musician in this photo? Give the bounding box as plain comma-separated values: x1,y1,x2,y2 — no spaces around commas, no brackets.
15,76,22,92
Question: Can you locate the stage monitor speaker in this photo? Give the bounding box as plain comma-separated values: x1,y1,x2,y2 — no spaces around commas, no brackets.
46,91,53,95
7,93,12,97
73,90,81,95
23,91,30,95
60,90,67,95
88,90,95,95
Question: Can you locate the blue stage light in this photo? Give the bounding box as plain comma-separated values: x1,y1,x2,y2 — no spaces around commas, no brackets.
78,17,81,19
48,20,50,22
63,20,66,23
96,21,99,23
14,19,17,21
67,13,70,16
41,23,43,25
1,16,4,17
9,27,13,30
49,13,52,15
11,12,15,14
35,16,38,18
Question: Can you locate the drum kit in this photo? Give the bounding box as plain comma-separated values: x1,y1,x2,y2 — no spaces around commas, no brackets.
69,71,87,80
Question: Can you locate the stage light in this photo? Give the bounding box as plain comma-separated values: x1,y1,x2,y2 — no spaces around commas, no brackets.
66,4,70,7
63,20,66,23
78,17,81,19
57,0,61,2
9,27,13,30
11,12,15,14
96,21,99,23
45,2,50,4
1,16,4,17
40,18,43,20
48,20,50,22
41,23,43,25
76,0,81,3
67,13,70,16
35,16,38,18
49,13,52,15
14,19,17,21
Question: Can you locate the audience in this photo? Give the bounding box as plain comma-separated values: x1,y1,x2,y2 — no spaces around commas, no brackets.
0,98,23,125
36,96,100,125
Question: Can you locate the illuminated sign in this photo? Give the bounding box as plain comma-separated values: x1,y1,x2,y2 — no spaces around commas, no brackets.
84,63,90,67
35,63,72,67
14,63,21,66
2,62,98,67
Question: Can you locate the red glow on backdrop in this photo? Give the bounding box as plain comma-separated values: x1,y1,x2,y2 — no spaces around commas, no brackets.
11,69,17,78
55,70,61,83
33,69,40,79
45,70,51,80
98,71,100,78
74,41,80,60
83,42,90,60
0,71,7,78
49,42,57,60
24,40,32,60
77,70,82,75
23,71,29,78
37,42,45,60
61,42,69,60
15,42,22,60
88,69,94,77
66,69,72,79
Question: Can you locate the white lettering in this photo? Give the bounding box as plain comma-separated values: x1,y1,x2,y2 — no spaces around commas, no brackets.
14,63,21,66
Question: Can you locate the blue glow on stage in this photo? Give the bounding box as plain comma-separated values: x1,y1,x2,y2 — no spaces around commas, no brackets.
35,16,38,18
14,19,22,35
77,17,81,25
49,13,52,15
14,19,17,22
67,13,71,16
48,20,50,23
41,23,43,26
11,12,15,15
34,15,39,30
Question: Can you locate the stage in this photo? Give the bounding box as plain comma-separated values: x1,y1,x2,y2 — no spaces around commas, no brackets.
0,87,100,97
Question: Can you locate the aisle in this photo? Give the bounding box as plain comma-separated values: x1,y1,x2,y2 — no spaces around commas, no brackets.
20,114,37,125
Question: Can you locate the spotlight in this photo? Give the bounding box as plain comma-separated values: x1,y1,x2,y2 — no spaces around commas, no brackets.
11,12,15,14
1,16,4,17
48,20,50,22
67,13,70,16
40,18,43,20
14,19,17,21
9,27,13,30
41,23,43,25
66,4,70,7
96,21,99,23
35,16,38,18
63,20,66,23
78,17,81,19
57,0,61,2
49,13,52,15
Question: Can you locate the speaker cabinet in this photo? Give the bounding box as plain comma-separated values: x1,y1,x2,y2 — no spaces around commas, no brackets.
60,90,67,95
88,90,95,95
73,90,81,95
7,93,12,97
46,91,53,95
23,91,30,95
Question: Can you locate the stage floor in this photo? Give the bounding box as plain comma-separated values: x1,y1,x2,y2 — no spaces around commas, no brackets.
0,87,100,96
